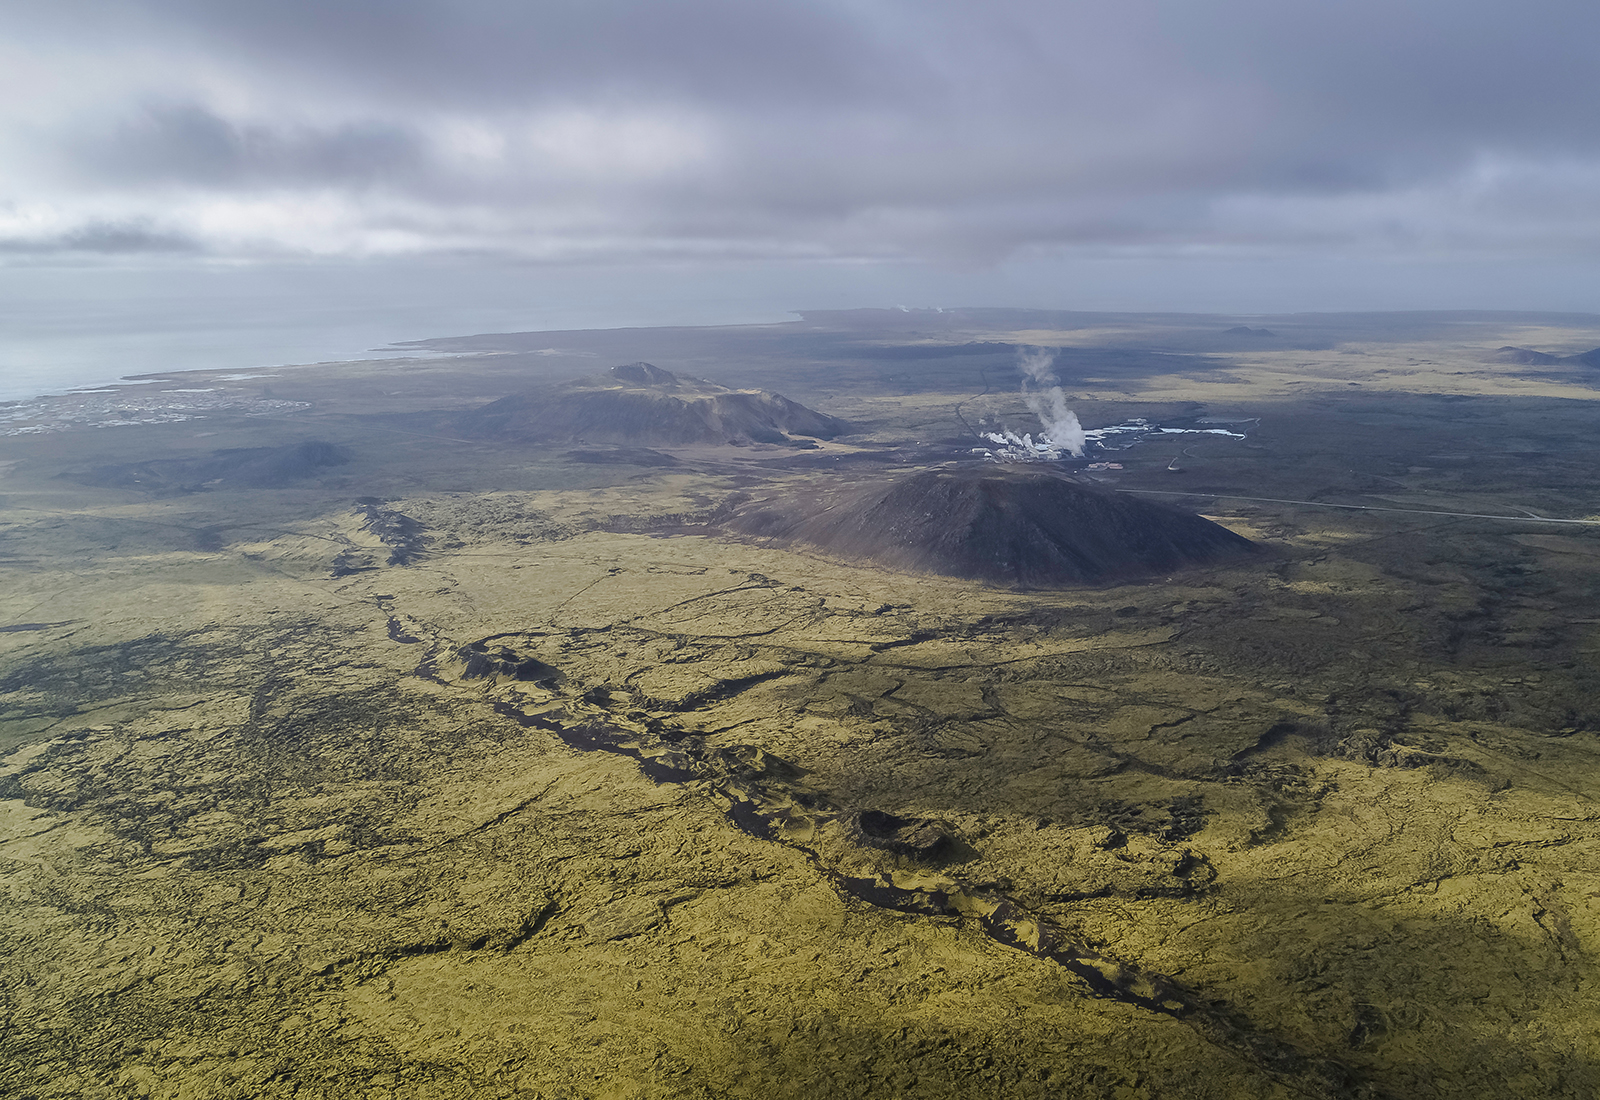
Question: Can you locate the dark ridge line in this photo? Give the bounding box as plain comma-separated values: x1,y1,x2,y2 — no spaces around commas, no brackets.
487,618,1172,679
867,631,940,652
354,498,431,564
646,577,784,616
624,667,791,712
313,900,564,979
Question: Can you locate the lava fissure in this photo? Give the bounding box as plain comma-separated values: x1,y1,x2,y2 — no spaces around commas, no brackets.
458,645,1366,1098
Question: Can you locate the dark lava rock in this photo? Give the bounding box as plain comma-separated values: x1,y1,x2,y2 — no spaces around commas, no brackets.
453,363,847,447
828,341,1017,360
355,499,428,565
847,810,956,860
185,440,352,489
71,440,352,493
563,448,680,467
459,643,563,686
1490,346,1561,365
1566,347,1600,368
728,466,1258,587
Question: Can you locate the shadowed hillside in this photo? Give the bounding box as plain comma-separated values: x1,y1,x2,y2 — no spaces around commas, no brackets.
728,466,1258,586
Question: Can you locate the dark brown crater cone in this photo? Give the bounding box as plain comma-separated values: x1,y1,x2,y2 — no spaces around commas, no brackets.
846,810,957,861
453,363,847,446
728,467,1258,587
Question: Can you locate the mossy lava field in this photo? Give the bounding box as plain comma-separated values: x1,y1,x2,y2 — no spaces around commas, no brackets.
4,308,1600,1099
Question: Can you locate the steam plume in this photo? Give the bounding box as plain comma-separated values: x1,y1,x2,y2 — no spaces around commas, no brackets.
1017,347,1085,457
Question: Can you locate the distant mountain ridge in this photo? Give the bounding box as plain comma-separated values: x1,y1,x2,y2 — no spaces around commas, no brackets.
1490,345,1600,366
454,363,847,447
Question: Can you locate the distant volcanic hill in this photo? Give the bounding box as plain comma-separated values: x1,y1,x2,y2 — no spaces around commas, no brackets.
454,363,847,446
728,467,1258,587
1490,346,1600,367
1491,346,1562,365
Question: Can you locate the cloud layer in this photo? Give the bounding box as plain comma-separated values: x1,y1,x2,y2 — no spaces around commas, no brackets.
6,0,1600,265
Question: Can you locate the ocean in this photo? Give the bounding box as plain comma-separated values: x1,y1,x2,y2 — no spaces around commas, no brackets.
7,251,1600,404
0,310,456,403
0,259,814,404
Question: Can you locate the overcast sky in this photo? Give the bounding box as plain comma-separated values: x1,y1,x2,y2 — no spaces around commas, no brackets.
4,0,1600,321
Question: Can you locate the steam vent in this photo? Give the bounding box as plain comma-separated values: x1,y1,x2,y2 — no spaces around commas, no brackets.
454,362,847,446
732,467,1257,586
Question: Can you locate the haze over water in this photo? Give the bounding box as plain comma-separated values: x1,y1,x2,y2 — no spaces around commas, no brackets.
0,263,816,403
9,252,1600,405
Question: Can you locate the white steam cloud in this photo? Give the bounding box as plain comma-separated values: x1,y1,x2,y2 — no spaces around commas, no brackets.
980,347,1085,461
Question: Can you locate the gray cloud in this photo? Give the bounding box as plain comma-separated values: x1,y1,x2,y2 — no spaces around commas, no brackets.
0,218,200,255
13,0,907,109
5,0,1600,265
70,104,426,188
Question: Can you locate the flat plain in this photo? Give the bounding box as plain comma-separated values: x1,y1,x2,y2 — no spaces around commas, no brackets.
3,308,1600,1099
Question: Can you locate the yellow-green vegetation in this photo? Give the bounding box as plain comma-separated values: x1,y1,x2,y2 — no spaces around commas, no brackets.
3,310,1599,1098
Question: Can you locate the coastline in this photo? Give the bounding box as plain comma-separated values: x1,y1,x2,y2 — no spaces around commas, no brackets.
0,343,451,406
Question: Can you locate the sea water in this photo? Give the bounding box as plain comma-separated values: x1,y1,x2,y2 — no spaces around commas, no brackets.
0,260,804,403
